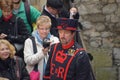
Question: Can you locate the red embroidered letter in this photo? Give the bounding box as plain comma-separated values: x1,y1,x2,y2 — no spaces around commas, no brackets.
51,63,55,75
57,67,64,78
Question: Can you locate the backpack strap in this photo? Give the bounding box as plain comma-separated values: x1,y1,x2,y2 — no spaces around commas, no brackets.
29,36,37,53
29,36,38,71
14,56,20,80
24,0,33,32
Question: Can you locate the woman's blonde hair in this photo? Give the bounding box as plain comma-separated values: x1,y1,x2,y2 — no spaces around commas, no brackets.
0,39,16,58
36,15,51,28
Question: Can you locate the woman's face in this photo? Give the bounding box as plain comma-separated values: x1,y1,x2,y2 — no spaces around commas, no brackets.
37,24,50,40
0,43,10,60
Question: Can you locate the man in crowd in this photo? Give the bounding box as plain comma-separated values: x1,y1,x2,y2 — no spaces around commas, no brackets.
41,0,64,37
12,0,41,33
42,0,80,39
43,18,95,80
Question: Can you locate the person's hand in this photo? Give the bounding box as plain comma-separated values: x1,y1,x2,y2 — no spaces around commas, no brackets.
0,33,7,39
42,47,49,55
70,7,78,16
70,7,80,19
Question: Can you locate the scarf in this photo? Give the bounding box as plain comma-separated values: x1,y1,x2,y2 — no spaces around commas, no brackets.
3,13,13,22
32,30,51,45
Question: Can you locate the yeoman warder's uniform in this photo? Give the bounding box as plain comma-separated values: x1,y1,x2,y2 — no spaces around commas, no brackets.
43,18,95,80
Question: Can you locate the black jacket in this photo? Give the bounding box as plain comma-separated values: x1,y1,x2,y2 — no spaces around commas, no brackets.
0,57,30,80
0,15,30,58
41,8,59,37
0,15,30,44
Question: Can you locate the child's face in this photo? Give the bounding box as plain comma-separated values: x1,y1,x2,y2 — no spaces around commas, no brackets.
2,6,12,18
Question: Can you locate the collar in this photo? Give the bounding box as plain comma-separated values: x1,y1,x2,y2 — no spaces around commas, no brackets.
0,14,16,23
45,5,56,17
3,13,13,22
13,2,24,14
32,30,51,45
62,39,75,49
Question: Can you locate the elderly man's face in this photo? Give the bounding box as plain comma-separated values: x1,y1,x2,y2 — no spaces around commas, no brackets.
58,29,75,45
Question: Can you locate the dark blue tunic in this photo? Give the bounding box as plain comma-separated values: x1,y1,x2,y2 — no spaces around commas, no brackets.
44,40,95,80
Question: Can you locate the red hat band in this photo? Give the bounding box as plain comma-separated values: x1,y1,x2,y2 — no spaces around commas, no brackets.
57,18,78,31
57,26,77,31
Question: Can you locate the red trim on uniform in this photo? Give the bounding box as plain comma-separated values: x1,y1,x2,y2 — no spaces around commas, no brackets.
63,48,85,80
61,18,67,20
50,44,58,75
57,26,76,30
78,48,85,51
62,39,74,49
43,76,50,79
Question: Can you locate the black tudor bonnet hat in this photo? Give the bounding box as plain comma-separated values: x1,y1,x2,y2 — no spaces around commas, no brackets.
57,18,79,31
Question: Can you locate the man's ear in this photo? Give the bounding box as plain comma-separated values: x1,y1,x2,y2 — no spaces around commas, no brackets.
72,32,76,38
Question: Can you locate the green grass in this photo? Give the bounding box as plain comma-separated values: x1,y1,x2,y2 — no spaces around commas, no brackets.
87,47,117,80
95,67,117,80
90,48,112,67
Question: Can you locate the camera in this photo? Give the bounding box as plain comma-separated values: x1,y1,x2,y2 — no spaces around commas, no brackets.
43,38,50,48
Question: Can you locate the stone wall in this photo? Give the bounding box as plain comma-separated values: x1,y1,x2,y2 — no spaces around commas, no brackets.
75,0,120,48
74,0,120,79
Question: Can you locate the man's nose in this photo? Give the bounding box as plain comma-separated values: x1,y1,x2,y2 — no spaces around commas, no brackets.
60,32,65,37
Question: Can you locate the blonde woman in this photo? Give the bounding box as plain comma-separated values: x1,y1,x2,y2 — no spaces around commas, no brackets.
24,15,59,80
0,39,29,80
